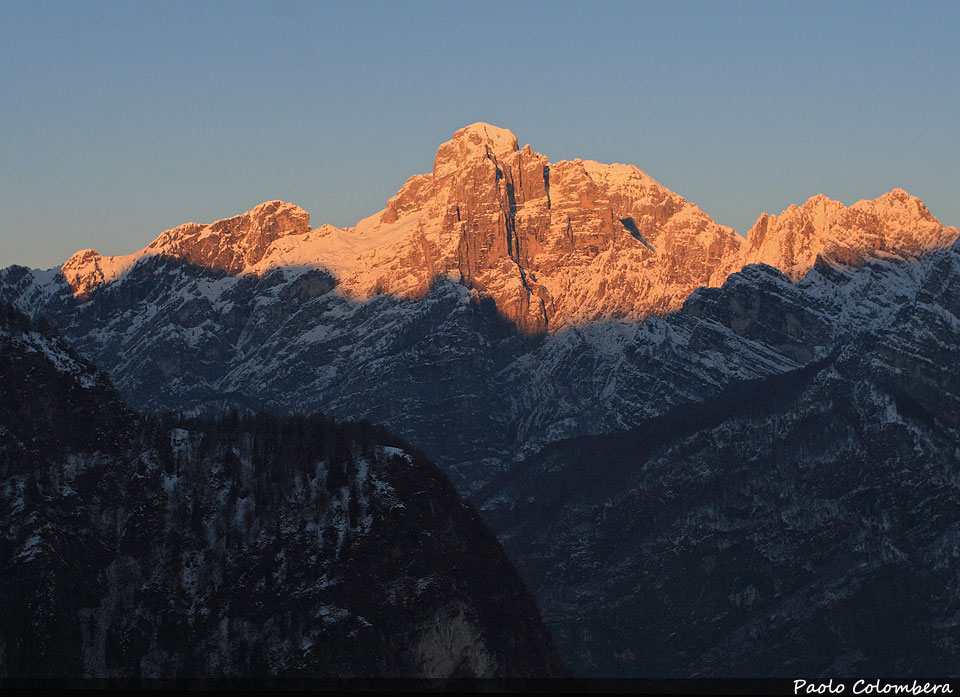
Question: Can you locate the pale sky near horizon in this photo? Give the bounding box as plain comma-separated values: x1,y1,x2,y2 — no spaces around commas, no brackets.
2,0,958,269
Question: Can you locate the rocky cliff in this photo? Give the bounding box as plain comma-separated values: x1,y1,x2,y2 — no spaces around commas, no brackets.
740,188,958,281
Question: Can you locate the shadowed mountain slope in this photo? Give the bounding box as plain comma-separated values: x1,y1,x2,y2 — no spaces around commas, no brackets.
0,302,564,678
476,243,960,676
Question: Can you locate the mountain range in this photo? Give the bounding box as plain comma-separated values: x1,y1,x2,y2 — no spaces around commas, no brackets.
5,123,957,492
3,123,959,677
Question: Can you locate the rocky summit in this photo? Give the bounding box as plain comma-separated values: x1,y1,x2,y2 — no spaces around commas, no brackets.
39,123,958,336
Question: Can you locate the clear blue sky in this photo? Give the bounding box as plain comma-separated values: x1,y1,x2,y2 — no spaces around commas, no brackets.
2,0,958,269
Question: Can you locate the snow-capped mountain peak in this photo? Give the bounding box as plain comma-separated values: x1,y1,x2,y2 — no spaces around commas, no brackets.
31,125,960,335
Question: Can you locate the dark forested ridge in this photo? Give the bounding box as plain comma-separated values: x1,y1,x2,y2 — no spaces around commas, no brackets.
0,302,564,678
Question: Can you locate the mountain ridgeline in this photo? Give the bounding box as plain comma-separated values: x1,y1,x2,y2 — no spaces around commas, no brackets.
3,124,957,492
3,123,960,678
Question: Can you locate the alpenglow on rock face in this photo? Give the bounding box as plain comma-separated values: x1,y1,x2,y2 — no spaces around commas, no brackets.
38,123,960,333
40,123,748,332
740,188,958,281
355,122,747,332
30,123,960,332
59,200,314,300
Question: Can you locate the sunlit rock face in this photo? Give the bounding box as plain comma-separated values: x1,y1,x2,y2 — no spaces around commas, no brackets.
41,124,748,334
321,122,745,333
60,201,313,300
32,123,960,333
145,200,313,275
